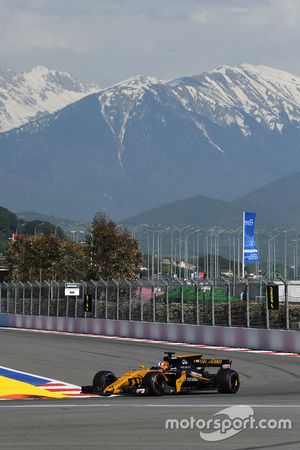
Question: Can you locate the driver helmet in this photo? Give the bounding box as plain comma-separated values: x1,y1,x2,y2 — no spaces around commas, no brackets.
159,361,169,372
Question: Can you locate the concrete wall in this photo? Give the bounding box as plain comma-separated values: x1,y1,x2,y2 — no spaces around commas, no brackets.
1,313,299,353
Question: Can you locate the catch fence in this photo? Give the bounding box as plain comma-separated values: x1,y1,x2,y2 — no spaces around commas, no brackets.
0,279,299,330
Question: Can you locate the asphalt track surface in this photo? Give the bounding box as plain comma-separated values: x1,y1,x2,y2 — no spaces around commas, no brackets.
0,328,299,450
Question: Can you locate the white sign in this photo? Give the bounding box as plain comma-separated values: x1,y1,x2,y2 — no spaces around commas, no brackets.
65,283,80,296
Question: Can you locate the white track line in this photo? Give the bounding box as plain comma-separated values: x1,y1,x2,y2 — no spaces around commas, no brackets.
0,403,300,409
2,327,300,358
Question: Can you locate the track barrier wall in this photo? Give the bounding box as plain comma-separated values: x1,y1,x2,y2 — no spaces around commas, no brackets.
1,313,300,353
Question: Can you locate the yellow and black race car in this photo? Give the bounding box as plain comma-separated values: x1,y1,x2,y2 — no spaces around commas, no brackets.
81,352,240,396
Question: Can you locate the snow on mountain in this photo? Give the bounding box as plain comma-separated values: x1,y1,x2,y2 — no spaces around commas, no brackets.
97,64,300,154
0,66,100,132
168,63,300,136
98,75,161,166
3,62,299,141
2,63,300,219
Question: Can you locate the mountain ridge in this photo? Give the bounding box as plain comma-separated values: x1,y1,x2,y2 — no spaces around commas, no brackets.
0,65,100,132
1,63,300,219
122,169,300,230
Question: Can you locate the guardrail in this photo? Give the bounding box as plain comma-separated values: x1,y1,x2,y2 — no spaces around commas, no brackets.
0,279,299,330
1,314,299,353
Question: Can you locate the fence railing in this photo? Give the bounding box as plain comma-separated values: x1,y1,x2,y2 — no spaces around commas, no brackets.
1,279,300,330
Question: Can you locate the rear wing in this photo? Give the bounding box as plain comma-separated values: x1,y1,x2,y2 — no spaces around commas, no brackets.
194,358,232,368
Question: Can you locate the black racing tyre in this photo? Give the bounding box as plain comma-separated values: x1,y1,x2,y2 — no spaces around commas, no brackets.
92,370,117,389
216,369,240,394
142,371,166,396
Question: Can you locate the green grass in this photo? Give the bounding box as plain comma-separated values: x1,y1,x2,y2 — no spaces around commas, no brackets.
158,286,240,304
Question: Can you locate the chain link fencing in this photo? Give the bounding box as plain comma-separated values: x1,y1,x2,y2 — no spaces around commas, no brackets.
0,279,300,330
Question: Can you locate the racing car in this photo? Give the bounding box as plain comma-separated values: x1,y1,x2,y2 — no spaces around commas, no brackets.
81,352,240,396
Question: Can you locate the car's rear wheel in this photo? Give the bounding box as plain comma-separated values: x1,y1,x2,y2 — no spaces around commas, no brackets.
216,369,240,393
142,371,166,396
93,370,117,389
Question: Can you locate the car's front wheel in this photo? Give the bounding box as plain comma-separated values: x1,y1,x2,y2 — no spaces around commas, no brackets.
142,371,166,396
216,369,240,393
93,370,117,389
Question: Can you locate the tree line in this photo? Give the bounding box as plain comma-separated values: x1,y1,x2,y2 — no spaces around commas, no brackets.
5,213,142,282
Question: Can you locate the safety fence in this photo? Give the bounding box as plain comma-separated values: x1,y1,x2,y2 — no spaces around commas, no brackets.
0,279,300,330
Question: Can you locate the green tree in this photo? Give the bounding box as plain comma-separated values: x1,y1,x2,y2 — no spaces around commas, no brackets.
6,235,61,281
5,235,88,282
86,213,142,280
51,240,89,281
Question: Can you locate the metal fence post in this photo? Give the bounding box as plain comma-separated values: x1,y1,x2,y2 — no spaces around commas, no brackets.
82,281,89,318
166,283,170,323
46,281,50,316
179,281,184,324
91,280,97,319
55,281,60,316
131,279,140,322
161,279,169,324
4,282,9,314
13,282,17,314
20,282,25,315
262,278,269,329
112,280,120,320
94,281,98,319
279,276,289,330
221,277,231,327
191,280,199,325
102,280,108,319
0,282,2,313
152,283,156,322
37,282,42,316
81,281,85,318
228,278,232,327
246,279,250,328
212,280,215,326
140,281,144,322
18,282,21,314
285,280,290,330
38,281,42,316
49,281,53,316
123,280,132,321
207,279,215,326
128,281,132,321
29,282,33,315
66,295,69,318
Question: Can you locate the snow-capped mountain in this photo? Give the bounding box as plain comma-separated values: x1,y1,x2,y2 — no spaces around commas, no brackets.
99,74,162,166
0,66,100,132
99,63,300,153
169,63,300,135
1,63,300,220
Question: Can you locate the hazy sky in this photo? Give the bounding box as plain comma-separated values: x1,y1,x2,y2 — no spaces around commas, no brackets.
1,0,300,86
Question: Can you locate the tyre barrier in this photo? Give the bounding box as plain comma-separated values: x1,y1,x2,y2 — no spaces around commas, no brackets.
1,313,300,353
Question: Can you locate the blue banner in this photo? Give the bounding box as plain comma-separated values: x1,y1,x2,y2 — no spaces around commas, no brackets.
243,212,259,263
